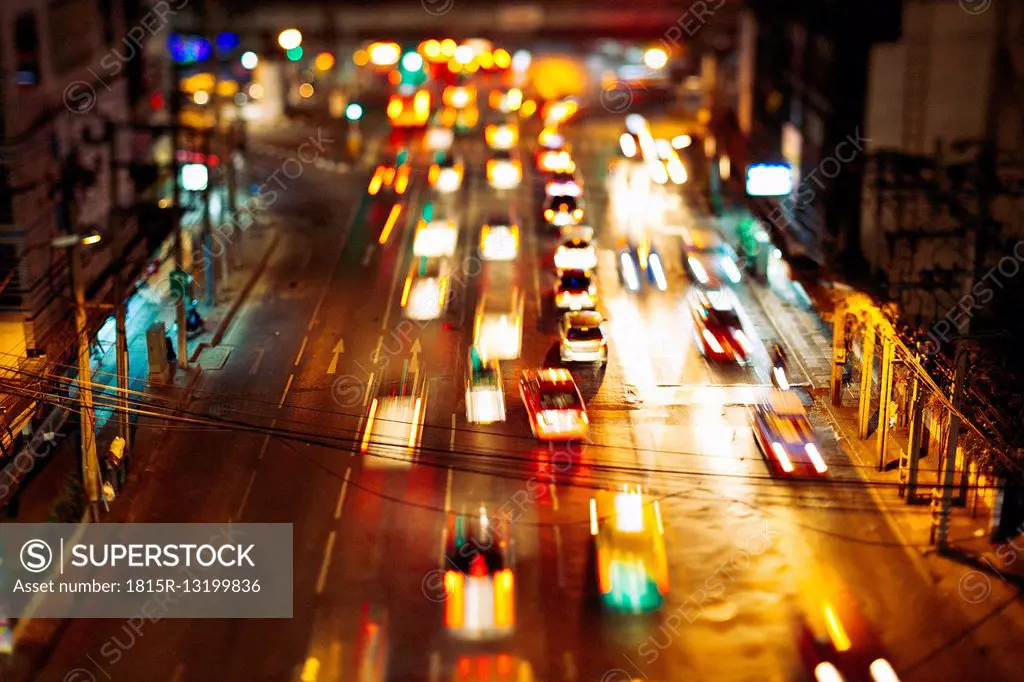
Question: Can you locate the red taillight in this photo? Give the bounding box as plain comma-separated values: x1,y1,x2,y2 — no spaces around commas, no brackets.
444,571,464,628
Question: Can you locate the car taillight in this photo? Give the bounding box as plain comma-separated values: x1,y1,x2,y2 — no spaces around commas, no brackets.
444,571,464,628
573,208,583,220
701,329,724,354
544,209,554,220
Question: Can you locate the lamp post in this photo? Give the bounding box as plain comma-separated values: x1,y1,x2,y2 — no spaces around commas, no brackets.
53,231,104,522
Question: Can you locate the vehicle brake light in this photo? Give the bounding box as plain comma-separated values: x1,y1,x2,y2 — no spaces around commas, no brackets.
428,165,440,184
544,209,555,220
387,97,402,120
493,569,514,627
572,208,583,220
444,571,464,628
771,442,794,473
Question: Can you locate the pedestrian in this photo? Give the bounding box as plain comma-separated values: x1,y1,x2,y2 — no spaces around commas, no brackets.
165,335,177,366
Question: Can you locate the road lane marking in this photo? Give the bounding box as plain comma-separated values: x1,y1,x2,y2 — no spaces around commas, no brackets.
380,188,422,331
361,244,374,266
307,194,366,334
327,339,344,374
353,415,364,456
378,203,403,245
294,335,309,366
549,482,559,511
371,335,383,363
444,467,453,513
249,347,264,375
278,374,295,408
334,468,351,519
257,420,276,460
428,652,441,682
235,469,258,520
315,531,337,594
554,524,566,589
449,413,456,450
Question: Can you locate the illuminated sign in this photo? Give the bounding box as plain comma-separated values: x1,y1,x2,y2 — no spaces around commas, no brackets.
746,163,793,197
181,164,209,192
168,34,212,65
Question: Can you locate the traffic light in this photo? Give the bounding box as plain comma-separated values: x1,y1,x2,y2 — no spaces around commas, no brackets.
398,50,426,86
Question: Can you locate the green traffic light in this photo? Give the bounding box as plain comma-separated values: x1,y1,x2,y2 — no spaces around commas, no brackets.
286,46,303,62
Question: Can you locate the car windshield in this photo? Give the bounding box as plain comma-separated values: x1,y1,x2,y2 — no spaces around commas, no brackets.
772,415,814,445
492,150,512,161
567,326,602,342
488,215,511,226
705,308,741,329
560,274,590,290
539,388,581,410
438,155,457,168
561,240,590,251
550,197,577,212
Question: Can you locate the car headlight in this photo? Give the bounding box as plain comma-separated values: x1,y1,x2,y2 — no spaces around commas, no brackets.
805,443,827,473
722,257,742,284
688,257,709,284
701,329,724,354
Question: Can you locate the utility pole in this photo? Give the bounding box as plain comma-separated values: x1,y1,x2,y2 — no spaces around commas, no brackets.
202,0,219,306
71,245,101,522
170,59,189,369
107,121,132,469
933,342,968,549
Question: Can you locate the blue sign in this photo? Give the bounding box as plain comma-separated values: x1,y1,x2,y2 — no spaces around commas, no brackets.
216,32,241,52
168,34,213,64
746,163,794,197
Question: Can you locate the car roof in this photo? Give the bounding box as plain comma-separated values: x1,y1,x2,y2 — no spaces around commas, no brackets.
526,367,578,387
565,310,602,326
694,288,737,312
560,238,591,248
764,390,807,416
683,227,723,250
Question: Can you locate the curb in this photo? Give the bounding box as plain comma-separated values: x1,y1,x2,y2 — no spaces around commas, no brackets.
211,231,281,348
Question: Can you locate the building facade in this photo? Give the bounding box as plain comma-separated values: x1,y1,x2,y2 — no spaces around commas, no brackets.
860,0,1024,329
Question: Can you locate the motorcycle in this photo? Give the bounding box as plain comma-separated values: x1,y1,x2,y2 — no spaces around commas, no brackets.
770,345,790,390
185,300,204,336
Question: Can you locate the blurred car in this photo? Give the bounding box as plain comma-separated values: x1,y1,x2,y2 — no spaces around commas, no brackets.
536,148,575,174
751,390,828,477
401,256,451,321
617,238,668,293
554,234,597,271
653,139,688,185
442,84,476,110
590,486,669,612
412,218,458,258
480,213,520,261
367,150,412,196
543,195,584,228
474,288,525,360
466,349,506,424
690,288,753,364
519,368,588,440
797,589,902,682
360,379,425,468
487,149,523,189
425,123,454,152
387,90,431,128
554,269,597,310
682,226,743,287
544,172,583,198
443,510,515,641
485,122,519,150
428,151,464,194
559,310,607,364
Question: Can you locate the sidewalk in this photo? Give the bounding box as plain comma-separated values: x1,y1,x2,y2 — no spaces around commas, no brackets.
711,202,1024,594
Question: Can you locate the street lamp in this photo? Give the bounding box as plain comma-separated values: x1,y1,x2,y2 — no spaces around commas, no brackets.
52,231,104,522
277,29,302,51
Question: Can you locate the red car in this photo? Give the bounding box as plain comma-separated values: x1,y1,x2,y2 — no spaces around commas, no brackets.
690,289,752,365
519,368,588,441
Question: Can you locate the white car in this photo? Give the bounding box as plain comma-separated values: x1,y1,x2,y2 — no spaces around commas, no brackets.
554,237,597,271
487,150,522,189
474,288,524,360
480,217,520,261
401,256,451,321
412,219,458,258
560,311,607,363
466,351,506,424
360,383,426,469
